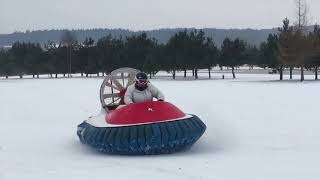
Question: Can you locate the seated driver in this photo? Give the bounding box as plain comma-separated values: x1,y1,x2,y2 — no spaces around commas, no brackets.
124,72,165,104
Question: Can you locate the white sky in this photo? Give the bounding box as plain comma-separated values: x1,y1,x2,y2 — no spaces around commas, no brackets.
0,0,320,34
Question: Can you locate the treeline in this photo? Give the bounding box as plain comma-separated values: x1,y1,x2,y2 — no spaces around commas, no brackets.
0,28,276,47
0,19,320,81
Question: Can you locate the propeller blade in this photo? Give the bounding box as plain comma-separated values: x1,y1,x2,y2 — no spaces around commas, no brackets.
107,97,121,105
126,73,136,88
121,72,125,86
103,93,120,99
105,81,121,91
112,77,124,90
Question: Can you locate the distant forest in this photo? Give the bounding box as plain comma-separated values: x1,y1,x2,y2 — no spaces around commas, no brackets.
0,28,278,47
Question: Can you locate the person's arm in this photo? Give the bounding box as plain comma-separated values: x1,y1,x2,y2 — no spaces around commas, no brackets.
148,83,165,101
124,86,134,104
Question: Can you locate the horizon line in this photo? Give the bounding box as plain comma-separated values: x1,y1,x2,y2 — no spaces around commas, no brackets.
0,26,282,35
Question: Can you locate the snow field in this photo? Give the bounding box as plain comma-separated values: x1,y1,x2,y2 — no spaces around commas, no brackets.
1,73,320,180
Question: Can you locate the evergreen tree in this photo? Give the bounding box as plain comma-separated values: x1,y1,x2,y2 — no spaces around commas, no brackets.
243,45,260,70
123,33,157,71
260,34,280,78
0,49,13,78
165,30,189,79
189,30,206,79
79,37,97,76
278,18,295,80
220,38,246,78
305,25,320,80
202,37,219,78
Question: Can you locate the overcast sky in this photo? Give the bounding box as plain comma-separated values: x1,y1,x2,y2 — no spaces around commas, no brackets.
0,0,320,34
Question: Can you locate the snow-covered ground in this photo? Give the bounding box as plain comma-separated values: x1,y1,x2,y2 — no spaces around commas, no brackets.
1,73,320,180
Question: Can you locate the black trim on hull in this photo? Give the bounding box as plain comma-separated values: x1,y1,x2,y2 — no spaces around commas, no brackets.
77,115,206,155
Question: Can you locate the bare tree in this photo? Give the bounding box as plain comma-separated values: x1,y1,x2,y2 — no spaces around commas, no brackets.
61,30,77,77
294,0,310,81
295,0,309,30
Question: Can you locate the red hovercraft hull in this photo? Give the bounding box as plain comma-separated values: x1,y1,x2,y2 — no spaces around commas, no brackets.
77,101,206,155
106,101,186,125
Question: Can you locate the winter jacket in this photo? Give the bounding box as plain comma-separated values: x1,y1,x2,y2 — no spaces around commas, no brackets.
124,83,165,104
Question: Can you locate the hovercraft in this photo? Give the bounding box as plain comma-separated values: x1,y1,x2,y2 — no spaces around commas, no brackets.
77,68,206,155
